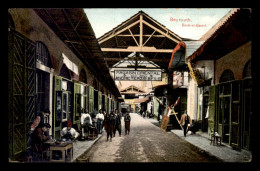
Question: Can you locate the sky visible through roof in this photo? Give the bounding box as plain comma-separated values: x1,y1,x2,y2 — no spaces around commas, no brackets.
84,8,232,40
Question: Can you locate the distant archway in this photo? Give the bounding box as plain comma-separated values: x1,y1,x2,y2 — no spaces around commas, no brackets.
219,69,235,83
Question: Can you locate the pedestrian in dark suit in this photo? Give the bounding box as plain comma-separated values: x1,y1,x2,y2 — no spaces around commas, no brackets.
124,112,131,135
113,109,122,137
104,112,115,142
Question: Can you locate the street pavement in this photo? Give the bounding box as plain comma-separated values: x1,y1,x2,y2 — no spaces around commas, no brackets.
72,134,103,162
76,113,221,162
70,113,252,163
146,117,252,162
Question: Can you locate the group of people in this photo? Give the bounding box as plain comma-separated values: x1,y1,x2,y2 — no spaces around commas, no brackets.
29,107,133,161
102,109,131,142
29,106,193,162
58,108,132,143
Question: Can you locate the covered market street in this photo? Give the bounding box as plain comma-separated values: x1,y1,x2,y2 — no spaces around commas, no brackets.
76,113,221,162
7,8,253,164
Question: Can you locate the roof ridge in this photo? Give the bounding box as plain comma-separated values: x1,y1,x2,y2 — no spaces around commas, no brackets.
199,8,240,41
97,10,182,41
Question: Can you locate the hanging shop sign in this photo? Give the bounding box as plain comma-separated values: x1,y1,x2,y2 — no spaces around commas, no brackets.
114,70,162,81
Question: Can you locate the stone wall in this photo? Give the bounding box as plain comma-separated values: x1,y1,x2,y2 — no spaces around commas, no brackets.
215,41,251,83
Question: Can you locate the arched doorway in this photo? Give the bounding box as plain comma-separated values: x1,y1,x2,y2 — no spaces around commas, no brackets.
36,41,53,119
242,60,252,150
218,69,235,144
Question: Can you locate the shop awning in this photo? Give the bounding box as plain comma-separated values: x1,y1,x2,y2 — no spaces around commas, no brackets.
62,53,79,75
34,9,123,99
168,41,186,71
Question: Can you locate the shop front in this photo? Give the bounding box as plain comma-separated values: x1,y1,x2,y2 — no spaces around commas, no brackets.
73,81,88,129
53,75,73,140
209,77,252,151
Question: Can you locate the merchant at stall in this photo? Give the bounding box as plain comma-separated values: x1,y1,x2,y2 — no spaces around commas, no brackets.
60,120,79,141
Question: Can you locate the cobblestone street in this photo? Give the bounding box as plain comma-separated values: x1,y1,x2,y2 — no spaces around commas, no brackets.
77,113,222,162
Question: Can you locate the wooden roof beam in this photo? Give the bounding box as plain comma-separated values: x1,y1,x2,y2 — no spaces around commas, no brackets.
128,28,139,46
99,20,140,44
101,47,173,53
105,58,170,62
142,20,180,44
117,34,165,37
143,13,182,40
140,14,143,47
143,30,156,46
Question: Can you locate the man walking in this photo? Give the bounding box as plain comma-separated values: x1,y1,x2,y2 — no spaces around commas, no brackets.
179,110,191,137
96,109,104,134
104,112,115,142
124,112,131,135
113,109,122,137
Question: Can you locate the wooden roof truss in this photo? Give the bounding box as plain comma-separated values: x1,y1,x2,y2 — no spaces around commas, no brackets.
98,11,182,71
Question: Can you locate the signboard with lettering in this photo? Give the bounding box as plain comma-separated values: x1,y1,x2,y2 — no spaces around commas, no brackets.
114,70,162,81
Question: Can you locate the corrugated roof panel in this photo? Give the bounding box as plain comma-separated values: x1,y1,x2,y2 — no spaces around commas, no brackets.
184,41,205,57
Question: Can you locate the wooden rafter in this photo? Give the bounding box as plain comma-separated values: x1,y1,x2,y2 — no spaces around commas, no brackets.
99,20,140,44
117,34,165,37
128,28,139,46
143,30,156,46
142,20,179,44
105,58,170,62
101,47,173,53
143,13,182,40
153,37,167,59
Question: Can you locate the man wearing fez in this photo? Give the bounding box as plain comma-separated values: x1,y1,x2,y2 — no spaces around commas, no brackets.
61,120,79,141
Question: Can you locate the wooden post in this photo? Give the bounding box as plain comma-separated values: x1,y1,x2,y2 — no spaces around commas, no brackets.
172,108,183,130
140,14,143,47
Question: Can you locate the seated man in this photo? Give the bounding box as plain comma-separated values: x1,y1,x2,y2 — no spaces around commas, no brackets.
61,121,79,141
31,123,51,161
188,121,200,134
30,109,50,134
